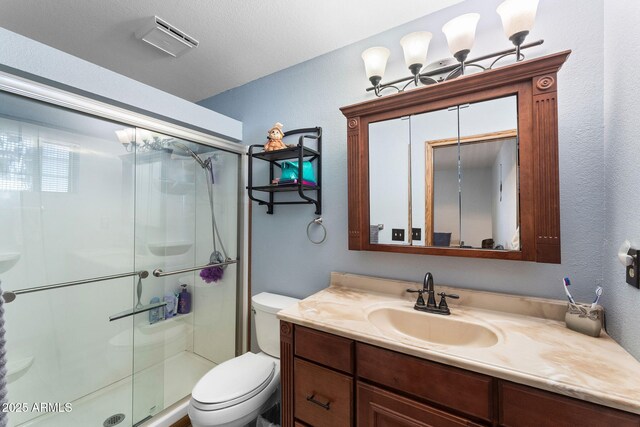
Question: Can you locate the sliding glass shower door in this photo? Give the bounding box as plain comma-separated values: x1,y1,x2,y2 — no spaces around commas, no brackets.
0,90,138,426
131,130,240,425
0,87,243,426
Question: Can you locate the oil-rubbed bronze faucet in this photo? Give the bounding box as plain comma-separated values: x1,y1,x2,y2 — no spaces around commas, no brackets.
407,272,459,315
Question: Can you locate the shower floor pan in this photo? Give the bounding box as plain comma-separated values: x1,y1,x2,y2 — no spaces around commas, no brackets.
15,351,213,427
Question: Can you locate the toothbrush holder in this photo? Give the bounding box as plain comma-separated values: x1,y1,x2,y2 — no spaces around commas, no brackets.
565,302,603,337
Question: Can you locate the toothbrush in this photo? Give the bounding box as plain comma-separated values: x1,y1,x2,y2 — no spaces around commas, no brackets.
591,286,603,308
563,277,576,304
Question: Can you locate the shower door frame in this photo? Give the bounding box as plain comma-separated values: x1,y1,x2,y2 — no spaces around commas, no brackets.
0,67,250,366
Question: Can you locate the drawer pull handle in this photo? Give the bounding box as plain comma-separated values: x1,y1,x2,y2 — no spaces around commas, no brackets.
306,393,331,410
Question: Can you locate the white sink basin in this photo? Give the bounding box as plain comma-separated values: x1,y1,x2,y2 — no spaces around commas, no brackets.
367,306,499,348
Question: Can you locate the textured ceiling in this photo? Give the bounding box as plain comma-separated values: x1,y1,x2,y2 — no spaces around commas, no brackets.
0,0,463,102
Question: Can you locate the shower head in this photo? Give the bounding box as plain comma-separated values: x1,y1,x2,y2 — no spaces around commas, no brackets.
171,141,208,170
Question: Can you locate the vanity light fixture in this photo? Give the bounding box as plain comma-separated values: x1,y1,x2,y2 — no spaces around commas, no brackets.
362,0,541,97
115,128,136,152
114,128,171,153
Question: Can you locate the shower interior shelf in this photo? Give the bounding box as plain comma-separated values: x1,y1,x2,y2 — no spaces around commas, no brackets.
247,127,322,215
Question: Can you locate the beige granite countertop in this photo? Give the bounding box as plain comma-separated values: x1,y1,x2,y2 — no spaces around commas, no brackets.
277,272,640,415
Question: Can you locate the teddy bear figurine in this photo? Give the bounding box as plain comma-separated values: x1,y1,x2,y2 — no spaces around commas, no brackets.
264,122,288,152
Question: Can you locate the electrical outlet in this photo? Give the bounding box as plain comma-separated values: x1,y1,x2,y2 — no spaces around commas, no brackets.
392,229,405,241
627,248,640,289
412,228,421,241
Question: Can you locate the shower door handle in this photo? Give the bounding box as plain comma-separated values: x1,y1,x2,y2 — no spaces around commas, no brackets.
152,259,237,277
1,270,149,304
109,301,168,322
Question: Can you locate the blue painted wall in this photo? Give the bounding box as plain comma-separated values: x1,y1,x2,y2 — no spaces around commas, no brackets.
0,27,242,141
197,0,622,352
603,1,640,359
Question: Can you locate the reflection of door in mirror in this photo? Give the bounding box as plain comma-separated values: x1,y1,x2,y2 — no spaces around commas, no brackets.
369,117,410,245
426,96,520,251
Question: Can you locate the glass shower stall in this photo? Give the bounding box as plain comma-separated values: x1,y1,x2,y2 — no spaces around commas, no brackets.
0,76,246,426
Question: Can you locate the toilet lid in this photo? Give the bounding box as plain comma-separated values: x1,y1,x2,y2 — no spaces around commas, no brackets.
192,352,275,410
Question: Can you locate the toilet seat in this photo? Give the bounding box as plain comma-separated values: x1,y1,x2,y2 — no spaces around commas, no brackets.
191,352,275,411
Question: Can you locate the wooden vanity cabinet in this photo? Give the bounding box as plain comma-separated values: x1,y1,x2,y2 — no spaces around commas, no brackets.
281,322,640,427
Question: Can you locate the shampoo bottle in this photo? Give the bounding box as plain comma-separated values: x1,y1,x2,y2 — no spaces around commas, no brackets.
178,284,191,314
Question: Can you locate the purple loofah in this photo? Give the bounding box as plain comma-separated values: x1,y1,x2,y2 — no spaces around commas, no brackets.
200,266,224,283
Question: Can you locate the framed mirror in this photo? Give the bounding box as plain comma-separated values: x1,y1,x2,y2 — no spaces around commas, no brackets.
341,51,570,263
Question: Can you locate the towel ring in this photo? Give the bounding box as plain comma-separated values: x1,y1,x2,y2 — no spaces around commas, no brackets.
306,217,327,245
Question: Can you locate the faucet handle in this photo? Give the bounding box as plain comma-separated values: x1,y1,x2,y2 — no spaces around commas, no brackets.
439,292,459,300
437,292,459,313
407,288,426,307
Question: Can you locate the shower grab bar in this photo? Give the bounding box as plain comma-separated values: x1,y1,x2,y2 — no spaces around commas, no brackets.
2,270,149,304
152,259,238,277
109,301,168,322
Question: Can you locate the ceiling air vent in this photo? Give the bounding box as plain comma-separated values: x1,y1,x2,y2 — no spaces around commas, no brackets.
135,16,199,57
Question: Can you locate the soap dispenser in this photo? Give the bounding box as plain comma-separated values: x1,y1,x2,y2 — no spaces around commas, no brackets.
178,284,191,314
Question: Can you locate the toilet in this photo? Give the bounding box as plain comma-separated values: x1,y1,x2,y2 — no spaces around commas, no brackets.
188,292,300,427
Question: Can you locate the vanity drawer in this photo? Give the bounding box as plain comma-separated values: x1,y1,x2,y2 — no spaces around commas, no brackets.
295,325,354,374
294,358,353,427
356,343,494,423
499,381,640,427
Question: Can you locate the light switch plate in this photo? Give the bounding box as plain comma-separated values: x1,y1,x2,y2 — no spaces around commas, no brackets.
626,249,640,289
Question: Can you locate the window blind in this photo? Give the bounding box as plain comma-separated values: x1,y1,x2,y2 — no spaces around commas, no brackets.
0,130,76,193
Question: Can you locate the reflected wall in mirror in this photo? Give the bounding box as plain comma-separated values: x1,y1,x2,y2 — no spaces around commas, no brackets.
369,117,410,245
429,129,519,250
410,107,458,247
460,97,518,251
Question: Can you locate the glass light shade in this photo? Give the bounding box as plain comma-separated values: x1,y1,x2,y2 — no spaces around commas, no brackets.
497,0,539,40
400,31,433,70
115,128,135,145
442,13,481,56
136,128,153,143
361,47,391,80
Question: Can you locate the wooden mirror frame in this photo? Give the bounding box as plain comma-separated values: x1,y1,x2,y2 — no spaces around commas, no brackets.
340,51,570,263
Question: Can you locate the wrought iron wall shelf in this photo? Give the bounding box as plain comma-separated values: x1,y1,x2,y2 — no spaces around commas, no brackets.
247,127,322,214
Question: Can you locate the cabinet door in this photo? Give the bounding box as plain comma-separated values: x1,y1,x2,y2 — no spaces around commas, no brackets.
368,117,411,245
357,382,483,427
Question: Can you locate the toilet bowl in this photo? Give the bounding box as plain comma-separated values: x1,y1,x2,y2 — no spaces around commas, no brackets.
188,292,299,427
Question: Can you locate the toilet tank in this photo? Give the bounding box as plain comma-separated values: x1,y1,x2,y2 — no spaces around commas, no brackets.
252,292,300,358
